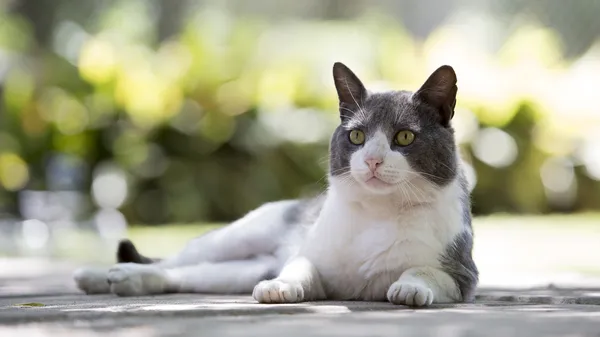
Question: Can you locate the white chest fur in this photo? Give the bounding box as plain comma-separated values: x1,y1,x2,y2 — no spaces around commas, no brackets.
299,181,465,301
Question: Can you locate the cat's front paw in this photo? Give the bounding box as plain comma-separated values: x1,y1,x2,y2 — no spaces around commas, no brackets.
387,281,434,307
252,279,304,303
107,263,167,296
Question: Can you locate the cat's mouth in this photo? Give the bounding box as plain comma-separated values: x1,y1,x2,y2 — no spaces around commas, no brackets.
364,176,393,188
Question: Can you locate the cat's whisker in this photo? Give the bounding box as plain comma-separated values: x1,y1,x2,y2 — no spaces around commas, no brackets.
338,173,356,186
340,113,354,120
395,103,408,125
436,161,457,175
387,168,448,182
318,158,332,168
397,183,413,209
314,175,329,186
312,188,329,202
328,166,352,175
402,181,424,205
340,107,357,115
340,108,368,127
405,178,432,203
315,166,352,186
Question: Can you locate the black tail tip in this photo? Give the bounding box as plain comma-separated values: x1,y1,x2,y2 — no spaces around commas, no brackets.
116,239,159,264
116,239,141,263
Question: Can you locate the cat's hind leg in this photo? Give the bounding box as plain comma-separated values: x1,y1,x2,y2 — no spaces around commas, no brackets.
106,263,168,296
73,267,111,294
108,254,279,296
158,200,301,267
73,239,159,294
74,200,300,295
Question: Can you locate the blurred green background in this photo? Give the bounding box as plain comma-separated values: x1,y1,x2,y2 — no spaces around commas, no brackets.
1,0,600,248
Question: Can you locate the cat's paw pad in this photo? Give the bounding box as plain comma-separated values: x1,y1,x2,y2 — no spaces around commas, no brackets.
73,267,111,294
252,279,304,303
387,281,434,307
107,263,167,297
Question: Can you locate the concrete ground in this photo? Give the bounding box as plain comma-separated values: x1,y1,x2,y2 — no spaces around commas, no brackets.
1,259,600,336
2,292,600,337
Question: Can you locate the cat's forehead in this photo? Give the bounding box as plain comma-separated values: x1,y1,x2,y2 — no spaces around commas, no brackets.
347,90,424,131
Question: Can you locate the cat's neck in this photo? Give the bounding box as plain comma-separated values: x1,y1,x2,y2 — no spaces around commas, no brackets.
327,175,458,220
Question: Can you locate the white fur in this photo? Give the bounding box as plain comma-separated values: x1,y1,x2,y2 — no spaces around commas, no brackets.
107,263,168,296
253,128,466,306
75,128,467,307
73,267,111,294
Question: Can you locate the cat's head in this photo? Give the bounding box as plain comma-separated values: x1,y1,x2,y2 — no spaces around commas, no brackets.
329,62,459,197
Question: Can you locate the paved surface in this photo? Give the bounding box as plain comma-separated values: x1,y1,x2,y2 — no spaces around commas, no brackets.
2,292,600,336
1,259,600,336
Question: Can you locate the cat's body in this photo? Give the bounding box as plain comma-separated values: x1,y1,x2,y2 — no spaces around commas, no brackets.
295,176,471,302
74,63,478,306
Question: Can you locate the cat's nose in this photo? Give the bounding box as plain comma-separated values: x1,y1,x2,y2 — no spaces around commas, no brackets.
365,158,383,172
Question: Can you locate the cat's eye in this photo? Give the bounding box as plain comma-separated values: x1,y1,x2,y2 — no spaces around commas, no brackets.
395,130,415,146
349,130,365,145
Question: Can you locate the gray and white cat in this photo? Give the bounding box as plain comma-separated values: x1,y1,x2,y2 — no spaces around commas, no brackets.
74,62,478,306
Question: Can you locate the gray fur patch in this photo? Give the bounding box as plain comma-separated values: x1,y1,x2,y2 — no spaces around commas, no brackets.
439,229,479,302
282,196,325,226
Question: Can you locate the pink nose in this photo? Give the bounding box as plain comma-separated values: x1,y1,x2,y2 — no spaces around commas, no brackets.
365,158,383,172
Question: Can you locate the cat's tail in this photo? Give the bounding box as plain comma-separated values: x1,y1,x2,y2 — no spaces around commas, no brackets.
116,239,162,264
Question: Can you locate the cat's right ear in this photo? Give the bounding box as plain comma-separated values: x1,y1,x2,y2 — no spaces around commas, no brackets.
333,62,367,120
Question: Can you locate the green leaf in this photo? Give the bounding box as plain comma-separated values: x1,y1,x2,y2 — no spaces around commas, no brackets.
14,302,45,307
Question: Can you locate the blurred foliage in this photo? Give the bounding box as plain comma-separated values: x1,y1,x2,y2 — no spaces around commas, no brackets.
1,0,600,224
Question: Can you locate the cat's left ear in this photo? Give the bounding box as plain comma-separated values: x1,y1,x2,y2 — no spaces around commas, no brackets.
414,65,457,127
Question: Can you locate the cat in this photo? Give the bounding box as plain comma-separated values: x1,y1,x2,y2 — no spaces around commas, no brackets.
74,62,478,307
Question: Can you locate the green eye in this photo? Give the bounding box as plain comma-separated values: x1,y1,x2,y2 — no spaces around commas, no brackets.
349,130,365,145
395,130,415,146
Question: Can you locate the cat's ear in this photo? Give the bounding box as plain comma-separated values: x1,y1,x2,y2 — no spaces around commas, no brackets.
414,65,457,127
333,62,367,120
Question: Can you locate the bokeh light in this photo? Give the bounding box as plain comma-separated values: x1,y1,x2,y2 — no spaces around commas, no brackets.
0,153,29,191
93,208,127,241
540,157,577,208
472,128,519,168
92,163,128,209
577,137,600,181
21,219,50,250
0,0,600,236
78,37,117,85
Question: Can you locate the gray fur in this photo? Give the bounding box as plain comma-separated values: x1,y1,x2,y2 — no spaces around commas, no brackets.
330,63,458,187
439,229,479,302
